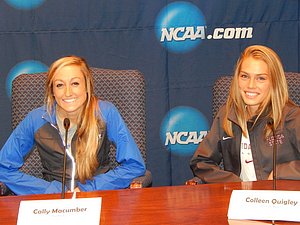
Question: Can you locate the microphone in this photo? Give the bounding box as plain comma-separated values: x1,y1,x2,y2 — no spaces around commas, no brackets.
268,118,277,190
62,118,70,199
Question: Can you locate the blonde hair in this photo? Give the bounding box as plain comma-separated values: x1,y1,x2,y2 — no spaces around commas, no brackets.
45,55,105,183
224,45,289,137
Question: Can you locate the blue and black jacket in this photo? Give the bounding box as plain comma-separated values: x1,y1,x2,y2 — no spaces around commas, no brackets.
0,100,145,195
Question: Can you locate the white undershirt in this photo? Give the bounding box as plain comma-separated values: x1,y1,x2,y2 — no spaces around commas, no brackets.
240,130,257,181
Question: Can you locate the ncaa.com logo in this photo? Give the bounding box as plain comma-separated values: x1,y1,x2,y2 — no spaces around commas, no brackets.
155,1,253,53
160,106,209,156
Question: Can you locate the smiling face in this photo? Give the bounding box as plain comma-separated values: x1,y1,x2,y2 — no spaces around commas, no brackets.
52,65,87,121
238,56,271,116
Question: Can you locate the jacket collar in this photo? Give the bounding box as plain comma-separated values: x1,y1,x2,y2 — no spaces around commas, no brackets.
41,104,57,126
227,105,271,127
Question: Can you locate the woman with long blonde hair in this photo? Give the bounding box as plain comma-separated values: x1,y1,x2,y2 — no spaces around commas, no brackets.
190,45,300,183
0,55,145,195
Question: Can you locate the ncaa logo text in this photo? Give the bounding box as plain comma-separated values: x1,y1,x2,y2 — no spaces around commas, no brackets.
156,1,253,53
165,131,208,145
160,106,209,156
161,26,253,41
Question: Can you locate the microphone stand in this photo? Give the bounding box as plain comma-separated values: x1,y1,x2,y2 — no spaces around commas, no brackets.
269,119,277,191
268,118,277,225
61,118,70,199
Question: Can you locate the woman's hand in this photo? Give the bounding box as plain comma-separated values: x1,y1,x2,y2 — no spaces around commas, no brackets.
74,187,81,192
268,171,273,180
67,187,81,192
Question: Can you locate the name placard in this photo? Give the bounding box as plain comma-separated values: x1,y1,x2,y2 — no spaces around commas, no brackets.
228,190,300,222
17,197,102,225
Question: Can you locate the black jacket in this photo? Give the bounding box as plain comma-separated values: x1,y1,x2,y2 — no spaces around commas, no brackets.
190,102,300,183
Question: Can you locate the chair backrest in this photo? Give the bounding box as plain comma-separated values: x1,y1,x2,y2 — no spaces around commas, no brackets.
11,67,147,178
212,72,300,119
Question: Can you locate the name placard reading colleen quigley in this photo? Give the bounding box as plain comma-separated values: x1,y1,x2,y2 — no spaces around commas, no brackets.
17,197,102,225
228,190,300,222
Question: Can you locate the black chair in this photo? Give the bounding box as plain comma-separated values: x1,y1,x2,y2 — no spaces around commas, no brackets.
11,67,152,189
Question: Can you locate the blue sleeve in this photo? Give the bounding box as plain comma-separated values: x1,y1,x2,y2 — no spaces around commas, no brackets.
77,101,146,191
0,109,63,195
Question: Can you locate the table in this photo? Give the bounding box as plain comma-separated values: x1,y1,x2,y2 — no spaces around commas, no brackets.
0,180,299,225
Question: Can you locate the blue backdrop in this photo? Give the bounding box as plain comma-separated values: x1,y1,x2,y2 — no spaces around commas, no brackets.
0,0,299,186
